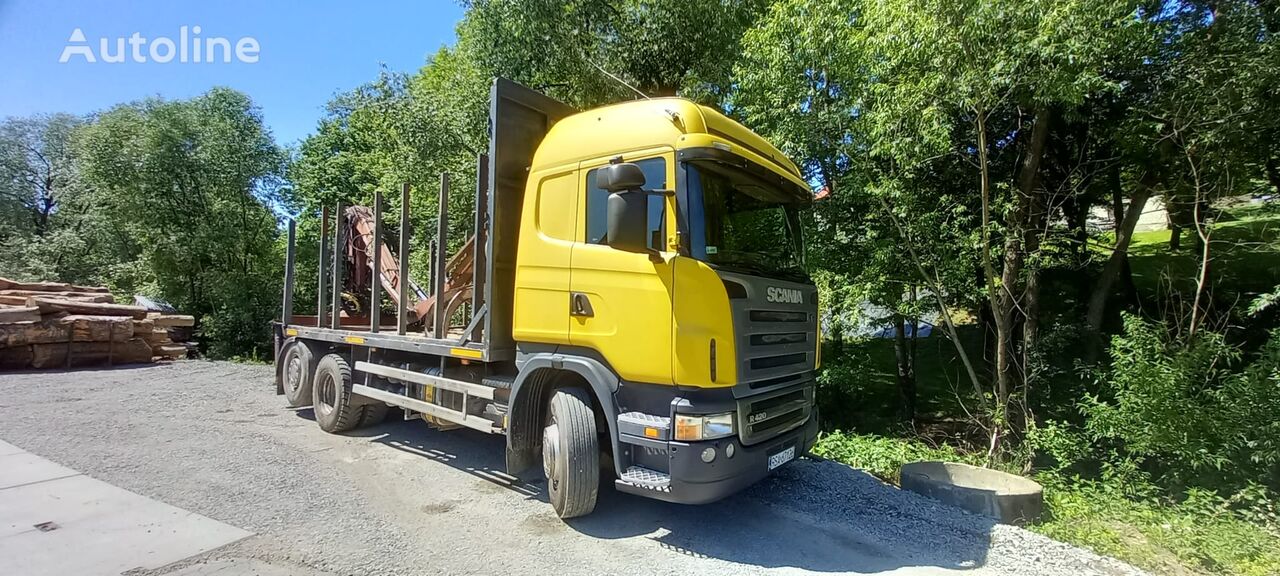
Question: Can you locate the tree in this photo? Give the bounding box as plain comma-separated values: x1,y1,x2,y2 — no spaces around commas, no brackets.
737,0,1145,453
736,0,989,424
0,114,83,237
460,0,770,107
0,113,131,286
77,88,286,358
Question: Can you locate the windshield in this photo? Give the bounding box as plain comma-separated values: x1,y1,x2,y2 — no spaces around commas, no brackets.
685,160,806,280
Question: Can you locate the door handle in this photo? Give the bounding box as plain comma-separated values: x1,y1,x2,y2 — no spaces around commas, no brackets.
570,292,594,317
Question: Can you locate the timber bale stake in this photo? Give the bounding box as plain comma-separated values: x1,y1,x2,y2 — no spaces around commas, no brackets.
26,297,147,320
2,293,107,305
153,344,188,359
0,315,132,347
150,314,195,327
0,279,193,367
57,315,134,342
0,290,114,303
0,321,70,347
30,338,152,369
0,277,110,294
141,328,173,347
0,307,41,323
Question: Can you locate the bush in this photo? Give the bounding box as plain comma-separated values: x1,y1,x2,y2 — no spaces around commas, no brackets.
1081,315,1280,493
1021,315,1280,574
812,430,981,483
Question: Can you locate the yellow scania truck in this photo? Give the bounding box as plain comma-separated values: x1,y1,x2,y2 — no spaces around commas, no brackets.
272,78,819,518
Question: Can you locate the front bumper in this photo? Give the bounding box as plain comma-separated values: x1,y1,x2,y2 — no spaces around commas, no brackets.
614,408,819,504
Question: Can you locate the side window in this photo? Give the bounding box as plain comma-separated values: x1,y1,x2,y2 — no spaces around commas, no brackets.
585,157,666,250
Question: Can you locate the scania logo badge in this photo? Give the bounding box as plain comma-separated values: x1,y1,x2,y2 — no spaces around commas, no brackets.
765,286,803,304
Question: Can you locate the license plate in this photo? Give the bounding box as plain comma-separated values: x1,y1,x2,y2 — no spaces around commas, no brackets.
768,445,796,470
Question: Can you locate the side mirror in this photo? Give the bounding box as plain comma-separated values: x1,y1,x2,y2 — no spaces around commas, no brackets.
606,190,649,252
599,162,646,192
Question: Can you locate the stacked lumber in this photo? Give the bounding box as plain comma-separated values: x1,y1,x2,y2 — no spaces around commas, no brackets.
0,277,197,369
142,313,198,360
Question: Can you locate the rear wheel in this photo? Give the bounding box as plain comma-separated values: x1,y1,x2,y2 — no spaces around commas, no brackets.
281,341,314,407
542,388,599,518
312,354,381,433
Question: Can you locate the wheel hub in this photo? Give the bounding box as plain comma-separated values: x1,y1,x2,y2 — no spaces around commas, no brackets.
286,356,302,392
317,374,335,413
542,423,559,480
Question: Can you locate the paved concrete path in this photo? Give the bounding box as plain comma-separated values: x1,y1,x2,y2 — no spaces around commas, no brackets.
0,439,252,576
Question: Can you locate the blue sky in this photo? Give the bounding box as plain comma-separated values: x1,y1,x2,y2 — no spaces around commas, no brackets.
0,0,466,146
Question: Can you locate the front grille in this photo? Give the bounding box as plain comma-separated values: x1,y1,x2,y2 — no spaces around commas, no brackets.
716,270,818,387
738,383,812,445
750,353,808,370
749,332,806,346
747,374,801,390
741,308,814,382
750,310,808,323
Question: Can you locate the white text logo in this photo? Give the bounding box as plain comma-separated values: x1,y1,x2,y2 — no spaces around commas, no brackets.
765,287,803,304
60,27,260,64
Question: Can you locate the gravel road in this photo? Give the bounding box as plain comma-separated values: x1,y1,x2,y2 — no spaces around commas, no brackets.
0,361,1143,576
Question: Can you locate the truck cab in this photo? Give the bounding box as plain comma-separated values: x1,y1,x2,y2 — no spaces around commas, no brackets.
509,96,819,506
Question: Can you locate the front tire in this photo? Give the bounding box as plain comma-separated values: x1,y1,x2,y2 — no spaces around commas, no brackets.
543,388,599,518
312,354,380,433
281,340,315,407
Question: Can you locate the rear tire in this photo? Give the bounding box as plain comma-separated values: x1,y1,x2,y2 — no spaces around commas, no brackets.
312,354,380,433
543,388,599,518
281,340,315,408
358,402,389,427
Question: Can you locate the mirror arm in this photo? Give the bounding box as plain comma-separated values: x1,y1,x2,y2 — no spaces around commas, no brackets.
646,189,674,259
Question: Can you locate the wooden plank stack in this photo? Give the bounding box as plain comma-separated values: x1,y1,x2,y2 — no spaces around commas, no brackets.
0,277,196,369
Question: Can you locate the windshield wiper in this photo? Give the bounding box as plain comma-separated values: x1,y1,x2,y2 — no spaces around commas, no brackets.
709,252,806,281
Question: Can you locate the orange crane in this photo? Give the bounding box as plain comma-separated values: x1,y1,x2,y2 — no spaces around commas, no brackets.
342,206,475,338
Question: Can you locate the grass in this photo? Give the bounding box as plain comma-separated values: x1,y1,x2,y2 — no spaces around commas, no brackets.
1031,477,1280,576
1126,203,1280,308
811,430,983,483
812,425,1280,575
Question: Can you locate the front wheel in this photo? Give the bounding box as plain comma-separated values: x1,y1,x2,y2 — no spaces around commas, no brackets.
542,388,599,518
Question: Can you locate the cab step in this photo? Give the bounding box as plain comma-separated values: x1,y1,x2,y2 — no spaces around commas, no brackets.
618,466,671,492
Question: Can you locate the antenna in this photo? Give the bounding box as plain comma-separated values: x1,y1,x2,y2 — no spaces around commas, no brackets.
589,61,650,100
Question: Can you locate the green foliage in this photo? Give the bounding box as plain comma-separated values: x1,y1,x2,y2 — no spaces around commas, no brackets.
818,332,988,431
0,114,83,236
812,431,980,484
461,0,769,105
0,113,129,286
1081,315,1280,492
74,88,286,358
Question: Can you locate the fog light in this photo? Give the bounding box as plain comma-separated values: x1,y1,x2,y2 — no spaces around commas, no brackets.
725,442,736,459
700,446,717,463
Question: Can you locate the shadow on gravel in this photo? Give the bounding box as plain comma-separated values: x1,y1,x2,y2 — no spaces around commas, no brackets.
339,416,997,574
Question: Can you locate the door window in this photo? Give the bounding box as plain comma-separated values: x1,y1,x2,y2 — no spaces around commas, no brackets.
584,158,666,250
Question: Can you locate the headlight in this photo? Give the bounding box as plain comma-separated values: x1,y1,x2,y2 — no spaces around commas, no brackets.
674,412,735,441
